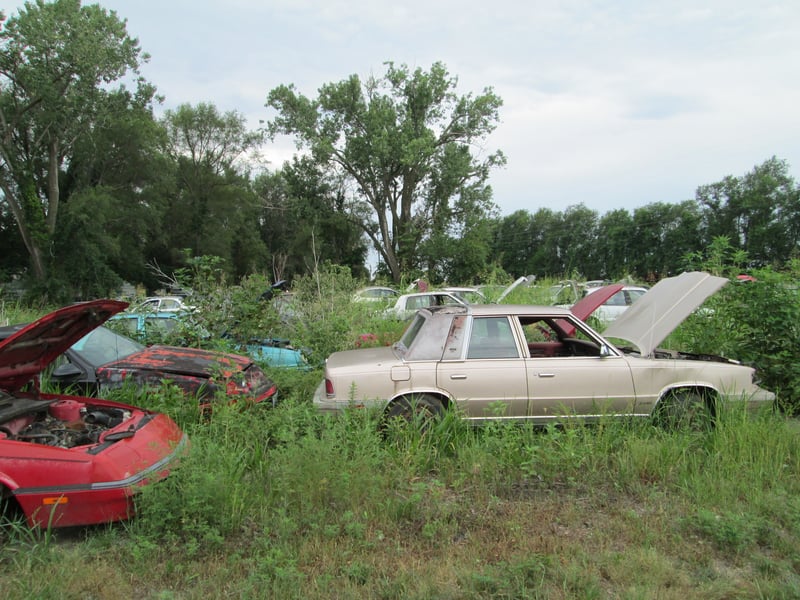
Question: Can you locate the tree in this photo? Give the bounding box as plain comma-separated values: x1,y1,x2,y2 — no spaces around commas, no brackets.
0,0,145,282
53,85,169,296
595,209,634,279
266,62,506,283
696,157,800,266
627,201,702,280
556,204,598,277
254,157,368,280
160,103,268,278
492,210,535,278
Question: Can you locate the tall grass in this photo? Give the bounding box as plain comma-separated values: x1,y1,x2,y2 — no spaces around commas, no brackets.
6,392,797,599
3,267,800,597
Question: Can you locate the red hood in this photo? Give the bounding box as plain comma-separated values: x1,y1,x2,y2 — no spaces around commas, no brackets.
558,284,624,336
0,300,128,392
98,345,253,378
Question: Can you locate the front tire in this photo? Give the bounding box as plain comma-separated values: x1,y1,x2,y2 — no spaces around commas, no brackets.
655,389,715,430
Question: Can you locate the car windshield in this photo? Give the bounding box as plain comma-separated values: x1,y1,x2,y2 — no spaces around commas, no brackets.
70,326,144,366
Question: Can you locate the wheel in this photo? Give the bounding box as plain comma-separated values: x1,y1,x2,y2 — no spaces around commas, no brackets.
384,394,444,429
655,389,715,430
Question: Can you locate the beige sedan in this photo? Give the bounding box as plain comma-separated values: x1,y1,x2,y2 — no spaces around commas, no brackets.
314,272,775,427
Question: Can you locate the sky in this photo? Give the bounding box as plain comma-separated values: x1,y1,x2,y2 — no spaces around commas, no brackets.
8,1,800,216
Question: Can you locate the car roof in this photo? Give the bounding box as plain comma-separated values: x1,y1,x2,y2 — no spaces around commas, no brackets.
421,272,726,357
424,304,575,317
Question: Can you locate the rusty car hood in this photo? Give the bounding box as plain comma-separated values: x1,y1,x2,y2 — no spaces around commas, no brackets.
97,345,254,377
0,300,127,392
601,271,728,356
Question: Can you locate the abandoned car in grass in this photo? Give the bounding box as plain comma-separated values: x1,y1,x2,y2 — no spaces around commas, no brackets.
314,272,775,427
0,305,279,410
0,300,187,528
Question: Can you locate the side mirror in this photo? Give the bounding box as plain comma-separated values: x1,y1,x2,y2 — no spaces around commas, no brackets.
52,363,83,379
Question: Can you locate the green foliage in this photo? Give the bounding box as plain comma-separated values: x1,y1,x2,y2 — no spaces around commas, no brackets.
677,239,800,411
0,0,147,283
267,61,506,283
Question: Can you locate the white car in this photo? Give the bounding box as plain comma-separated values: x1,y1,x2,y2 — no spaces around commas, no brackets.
315,272,774,427
582,285,648,324
383,291,467,320
353,286,400,303
441,287,487,304
133,296,194,313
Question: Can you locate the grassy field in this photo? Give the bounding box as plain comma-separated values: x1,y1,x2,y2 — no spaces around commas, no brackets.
1,388,798,599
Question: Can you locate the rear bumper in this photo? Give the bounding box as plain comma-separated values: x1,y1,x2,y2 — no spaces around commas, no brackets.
313,381,343,415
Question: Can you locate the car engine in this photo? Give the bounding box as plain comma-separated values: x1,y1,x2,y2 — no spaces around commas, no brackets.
0,393,131,449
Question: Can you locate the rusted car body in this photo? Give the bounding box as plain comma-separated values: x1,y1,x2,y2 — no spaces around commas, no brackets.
1,311,278,407
0,300,187,528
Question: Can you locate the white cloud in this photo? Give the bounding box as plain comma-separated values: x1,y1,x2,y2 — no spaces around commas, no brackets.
4,0,799,215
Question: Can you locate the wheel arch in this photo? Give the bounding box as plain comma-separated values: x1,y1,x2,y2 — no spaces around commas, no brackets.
656,384,719,416
386,390,452,414
0,480,26,522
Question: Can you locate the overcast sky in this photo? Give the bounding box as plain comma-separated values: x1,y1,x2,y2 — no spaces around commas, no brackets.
10,1,800,216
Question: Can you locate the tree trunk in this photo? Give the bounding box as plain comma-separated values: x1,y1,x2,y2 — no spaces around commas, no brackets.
1,182,47,279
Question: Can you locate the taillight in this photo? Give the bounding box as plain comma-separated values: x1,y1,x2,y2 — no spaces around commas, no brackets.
325,378,334,397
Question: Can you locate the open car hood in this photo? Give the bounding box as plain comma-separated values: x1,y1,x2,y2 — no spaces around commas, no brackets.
601,271,727,356
0,300,127,391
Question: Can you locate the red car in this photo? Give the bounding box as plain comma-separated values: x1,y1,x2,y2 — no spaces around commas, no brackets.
0,300,188,528
1,312,279,409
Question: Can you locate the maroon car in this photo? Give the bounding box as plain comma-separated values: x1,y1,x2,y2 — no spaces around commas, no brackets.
0,300,188,528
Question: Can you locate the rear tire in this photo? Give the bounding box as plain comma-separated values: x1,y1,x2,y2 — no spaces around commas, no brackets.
384,394,444,429
655,389,715,430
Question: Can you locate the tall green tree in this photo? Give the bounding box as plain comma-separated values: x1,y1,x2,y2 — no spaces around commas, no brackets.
160,103,268,278
492,210,535,278
627,201,702,280
266,62,506,283
525,208,563,276
594,208,634,279
254,157,368,281
696,157,800,266
54,85,169,296
0,0,145,281
557,204,598,277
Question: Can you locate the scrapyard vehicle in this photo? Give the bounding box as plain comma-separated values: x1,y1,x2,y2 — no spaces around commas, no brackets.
1,309,279,409
0,300,187,528
314,272,774,427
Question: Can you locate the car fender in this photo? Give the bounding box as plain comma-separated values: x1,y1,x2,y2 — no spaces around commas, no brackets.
654,383,717,408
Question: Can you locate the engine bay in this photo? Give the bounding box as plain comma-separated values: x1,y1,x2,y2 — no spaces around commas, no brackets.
0,391,131,449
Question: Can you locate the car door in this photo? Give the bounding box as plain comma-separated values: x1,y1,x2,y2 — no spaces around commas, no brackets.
436,316,529,420
516,316,637,420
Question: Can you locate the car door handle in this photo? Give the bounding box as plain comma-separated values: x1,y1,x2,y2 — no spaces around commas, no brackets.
537,372,555,378
450,374,467,380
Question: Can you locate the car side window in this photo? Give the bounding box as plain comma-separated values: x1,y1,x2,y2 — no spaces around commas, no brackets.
406,296,423,310
606,291,626,306
519,317,566,358
467,317,519,359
